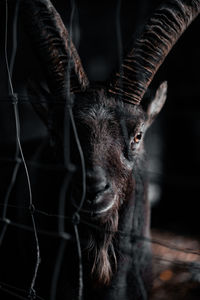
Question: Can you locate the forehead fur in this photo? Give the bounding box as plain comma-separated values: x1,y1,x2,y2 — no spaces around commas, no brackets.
74,89,146,125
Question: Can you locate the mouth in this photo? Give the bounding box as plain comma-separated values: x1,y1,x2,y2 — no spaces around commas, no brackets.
88,194,117,215
72,187,117,217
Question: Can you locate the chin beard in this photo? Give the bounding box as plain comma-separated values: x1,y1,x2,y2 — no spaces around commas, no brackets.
86,207,119,286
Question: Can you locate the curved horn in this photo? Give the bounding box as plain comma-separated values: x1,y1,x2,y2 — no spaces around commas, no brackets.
20,0,89,96
109,0,200,105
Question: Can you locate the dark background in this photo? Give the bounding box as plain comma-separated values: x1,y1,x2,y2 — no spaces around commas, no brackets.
0,0,200,242
0,1,199,299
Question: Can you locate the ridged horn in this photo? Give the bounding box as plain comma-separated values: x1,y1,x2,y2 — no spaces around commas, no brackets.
20,0,89,97
109,0,200,105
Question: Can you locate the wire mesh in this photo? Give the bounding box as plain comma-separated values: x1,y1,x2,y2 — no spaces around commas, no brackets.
0,0,200,300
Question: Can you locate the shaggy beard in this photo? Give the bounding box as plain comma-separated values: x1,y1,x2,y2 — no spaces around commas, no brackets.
86,208,119,286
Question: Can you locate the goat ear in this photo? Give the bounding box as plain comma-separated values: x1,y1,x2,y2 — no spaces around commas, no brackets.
146,81,167,127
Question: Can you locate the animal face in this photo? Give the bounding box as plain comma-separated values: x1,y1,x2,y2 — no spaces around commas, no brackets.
72,84,167,223
68,84,167,286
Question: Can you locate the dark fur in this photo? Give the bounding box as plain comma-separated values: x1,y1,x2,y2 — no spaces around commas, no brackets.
25,83,154,299
71,89,151,292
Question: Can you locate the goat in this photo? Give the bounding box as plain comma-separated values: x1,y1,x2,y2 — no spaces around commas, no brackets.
8,0,200,299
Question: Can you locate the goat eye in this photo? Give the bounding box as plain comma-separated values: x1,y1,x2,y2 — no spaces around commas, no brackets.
134,132,142,143
130,132,142,151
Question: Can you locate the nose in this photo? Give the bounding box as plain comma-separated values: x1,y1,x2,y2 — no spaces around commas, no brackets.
86,166,110,202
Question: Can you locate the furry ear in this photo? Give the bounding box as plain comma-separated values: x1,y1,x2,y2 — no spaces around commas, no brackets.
146,81,167,128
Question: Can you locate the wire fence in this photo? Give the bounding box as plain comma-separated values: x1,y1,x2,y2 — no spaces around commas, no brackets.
0,0,200,300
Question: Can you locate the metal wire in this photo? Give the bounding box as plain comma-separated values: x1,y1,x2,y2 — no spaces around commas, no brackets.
67,1,84,299
50,1,84,299
1,0,20,222
74,223,83,300
0,1,199,299
0,281,45,300
3,1,41,299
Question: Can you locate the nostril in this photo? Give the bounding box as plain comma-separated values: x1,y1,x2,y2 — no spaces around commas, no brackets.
86,181,110,199
104,183,110,191
86,167,110,202
87,182,108,194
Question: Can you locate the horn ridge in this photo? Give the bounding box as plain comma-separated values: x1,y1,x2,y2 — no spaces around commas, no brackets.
109,0,200,105
21,0,89,97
